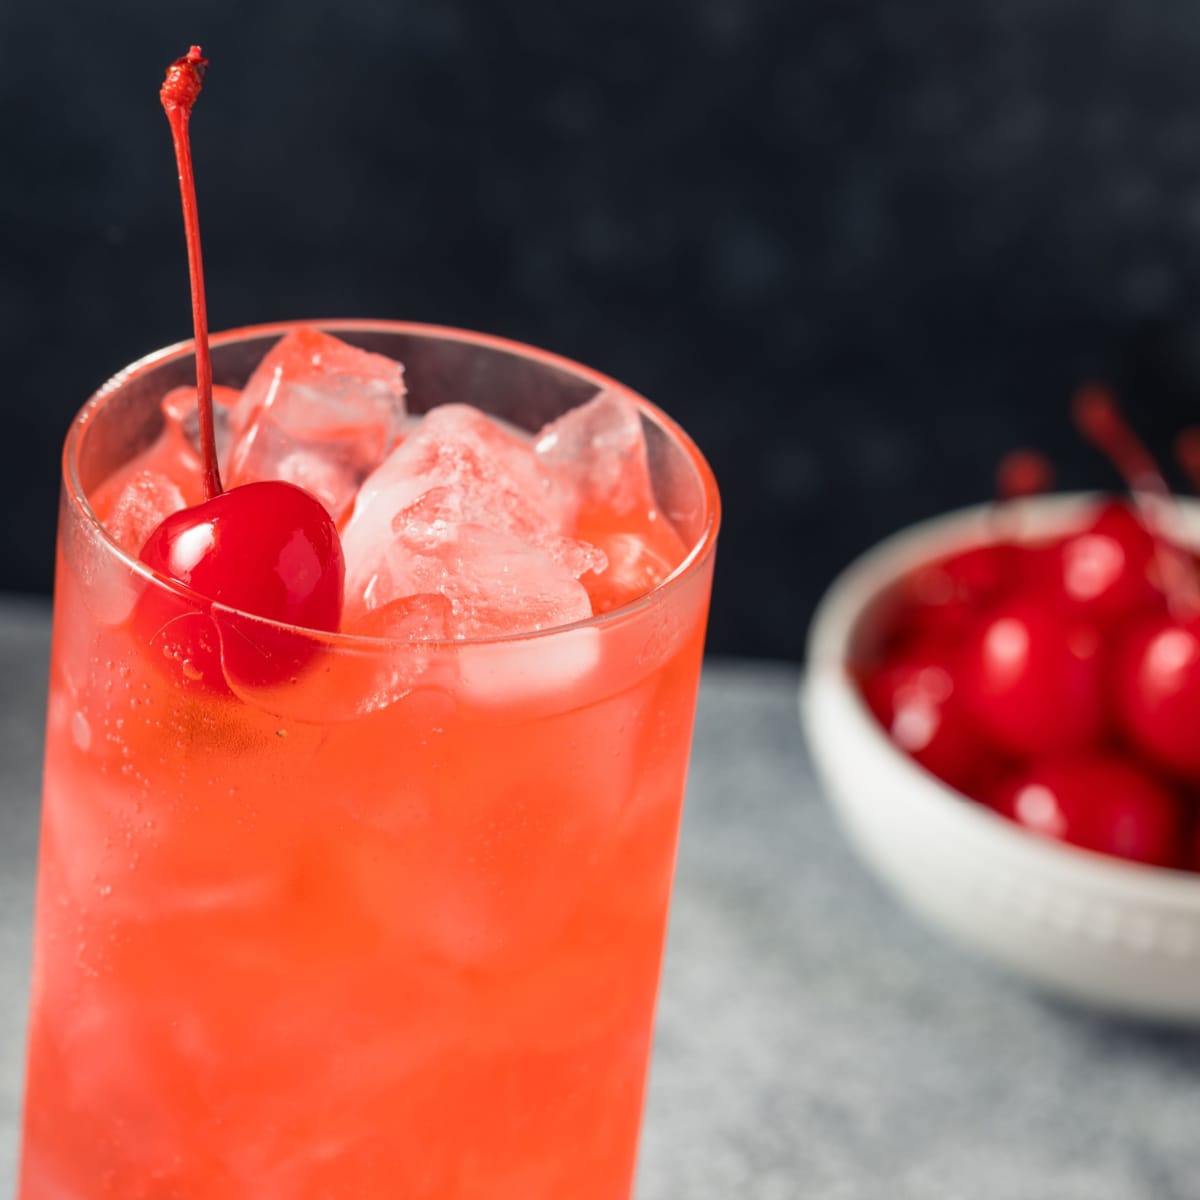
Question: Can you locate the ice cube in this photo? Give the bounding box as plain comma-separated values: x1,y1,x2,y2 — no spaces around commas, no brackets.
376,520,593,639
579,528,682,614
394,483,606,582
160,384,240,477
341,403,588,613
341,592,454,641
536,391,689,610
535,388,657,517
103,470,187,555
455,625,602,718
225,328,407,522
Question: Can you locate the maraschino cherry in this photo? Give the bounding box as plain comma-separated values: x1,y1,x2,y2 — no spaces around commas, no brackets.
988,754,1183,868
882,453,1050,655
860,637,988,793
939,446,1109,758
136,48,344,690
1113,616,1200,781
1032,498,1163,626
958,591,1106,759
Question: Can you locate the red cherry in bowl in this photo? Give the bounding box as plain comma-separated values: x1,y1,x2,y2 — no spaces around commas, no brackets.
988,754,1184,868
137,481,345,690
958,594,1106,759
1032,499,1164,626
1111,612,1200,783
880,454,1056,655
860,638,990,794
885,541,1026,654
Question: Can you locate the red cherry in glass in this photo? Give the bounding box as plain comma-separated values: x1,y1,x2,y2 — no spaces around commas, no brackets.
1111,612,1200,782
1032,500,1164,626
141,482,343,625
959,595,1106,758
860,639,989,793
988,754,1184,868
138,482,345,689
133,49,345,692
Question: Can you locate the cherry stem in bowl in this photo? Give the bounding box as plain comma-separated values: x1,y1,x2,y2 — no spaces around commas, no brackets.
992,448,1054,541
1073,385,1166,497
161,46,220,501
1174,428,1200,495
1072,384,1198,616
996,450,1054,502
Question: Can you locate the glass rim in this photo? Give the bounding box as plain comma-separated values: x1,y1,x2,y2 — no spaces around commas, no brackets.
63,317,722,648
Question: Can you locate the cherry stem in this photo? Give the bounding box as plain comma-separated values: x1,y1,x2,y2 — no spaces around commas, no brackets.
1073,385,1167,496
1073,383,1199,615
996,450,1054,501
991,449,1054,543
161,46,221,501
1174,428,1200,495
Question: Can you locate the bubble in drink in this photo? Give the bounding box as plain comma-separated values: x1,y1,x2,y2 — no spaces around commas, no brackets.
225,327,408,522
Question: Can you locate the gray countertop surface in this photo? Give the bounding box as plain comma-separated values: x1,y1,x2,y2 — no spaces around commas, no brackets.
2,594,1198,1199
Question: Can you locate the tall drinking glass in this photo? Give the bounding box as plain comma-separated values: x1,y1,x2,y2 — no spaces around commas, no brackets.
20,321,720,1199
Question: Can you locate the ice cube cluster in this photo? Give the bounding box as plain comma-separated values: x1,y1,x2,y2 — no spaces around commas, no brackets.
98,328,685,639
227,327,408,523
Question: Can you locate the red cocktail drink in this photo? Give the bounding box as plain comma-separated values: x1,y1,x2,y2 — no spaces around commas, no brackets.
21,320,718,1197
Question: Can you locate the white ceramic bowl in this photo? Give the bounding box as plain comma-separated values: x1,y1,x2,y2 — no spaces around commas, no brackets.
801,494,1200,1023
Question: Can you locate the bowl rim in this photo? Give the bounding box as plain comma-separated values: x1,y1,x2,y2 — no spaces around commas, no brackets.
804,490,1200,907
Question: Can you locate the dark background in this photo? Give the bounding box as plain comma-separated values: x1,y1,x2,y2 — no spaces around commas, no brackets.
5,1,1200,660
